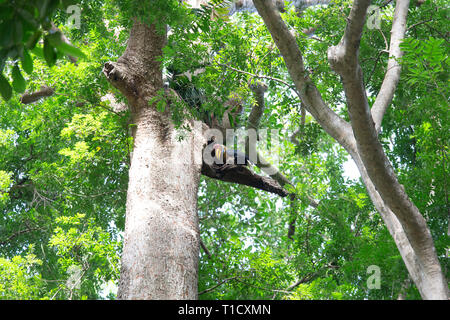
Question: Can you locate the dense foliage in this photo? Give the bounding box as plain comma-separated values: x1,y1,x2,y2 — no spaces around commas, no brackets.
0,0,448,299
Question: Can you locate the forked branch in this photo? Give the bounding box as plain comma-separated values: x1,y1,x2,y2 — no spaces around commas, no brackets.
327,0,448,299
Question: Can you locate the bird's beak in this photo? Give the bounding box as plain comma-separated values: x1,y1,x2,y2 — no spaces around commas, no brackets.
215,147,222,160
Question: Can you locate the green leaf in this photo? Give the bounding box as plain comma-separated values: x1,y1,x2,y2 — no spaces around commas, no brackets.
25,30,42,49
46,31,63,47
11,64,26,93
43,37,56,67
227,112,234,128
21,49,33,74
55,42,87,59
156,98,166,112
47,31,86,60
12,19,23,44
31,45,44,59
0,73,12,101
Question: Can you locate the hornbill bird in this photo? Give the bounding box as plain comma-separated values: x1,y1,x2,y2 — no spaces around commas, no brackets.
212,143,252,166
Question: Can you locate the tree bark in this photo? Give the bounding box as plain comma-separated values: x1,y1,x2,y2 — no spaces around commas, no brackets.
104,20,204,300
20,85,54,104
328,0,448,299
118,106,203,299
253,0,449,299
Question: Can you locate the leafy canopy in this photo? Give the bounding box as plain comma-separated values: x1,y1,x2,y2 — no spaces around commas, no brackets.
0,0,448,300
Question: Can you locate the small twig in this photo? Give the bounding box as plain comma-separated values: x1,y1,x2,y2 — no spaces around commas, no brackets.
378,29,389,52
198,276,238,295
366,50,387,85
217,63,297,91
406,18,433,31
200,238,212,259
0,226,44,246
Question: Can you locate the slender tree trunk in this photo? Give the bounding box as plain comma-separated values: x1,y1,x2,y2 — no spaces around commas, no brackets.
253,0,449,299
104,20,204,300
349,150,438,299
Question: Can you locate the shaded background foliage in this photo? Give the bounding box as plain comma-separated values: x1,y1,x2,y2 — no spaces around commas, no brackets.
0,0,448,299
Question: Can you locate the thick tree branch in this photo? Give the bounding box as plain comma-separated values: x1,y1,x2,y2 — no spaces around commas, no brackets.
253,0,355,154
20,85,55,104
371,0,410,132
201,161,288,197
0,225,44,246
50,23,78,64
328,0,370,72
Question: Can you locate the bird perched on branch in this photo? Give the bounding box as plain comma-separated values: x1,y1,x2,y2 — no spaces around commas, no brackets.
212,143,252,166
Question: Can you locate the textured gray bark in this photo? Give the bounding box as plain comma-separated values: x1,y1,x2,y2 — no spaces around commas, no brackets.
328,0,448,299
349,149,434,299
253,0,449,299
118,106,203,299
104,21,203,299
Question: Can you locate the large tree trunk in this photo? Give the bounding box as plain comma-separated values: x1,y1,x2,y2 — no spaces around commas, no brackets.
118,106,203,299
103,20,204,299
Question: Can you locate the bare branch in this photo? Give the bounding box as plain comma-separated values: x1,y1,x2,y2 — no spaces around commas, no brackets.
198,276,238,295
286,271,320,291
328,0,371,72
104,20,166,103
371,0,410,133
365,50,388,85
218,63,295,91
245,82,297,192
20,85,55,104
